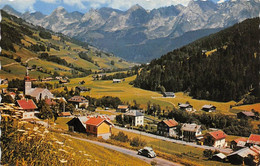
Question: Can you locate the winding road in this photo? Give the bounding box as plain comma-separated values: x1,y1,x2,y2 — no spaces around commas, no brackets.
64,134,182,166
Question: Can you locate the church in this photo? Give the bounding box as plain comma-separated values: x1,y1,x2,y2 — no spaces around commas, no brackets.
24,74,53,101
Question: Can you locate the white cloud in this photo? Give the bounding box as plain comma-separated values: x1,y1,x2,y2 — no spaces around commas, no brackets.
1,0,36,12
0,0,191,14
41,0,60,3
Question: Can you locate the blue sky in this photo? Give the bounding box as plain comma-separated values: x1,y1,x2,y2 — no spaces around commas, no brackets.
1,0,222,15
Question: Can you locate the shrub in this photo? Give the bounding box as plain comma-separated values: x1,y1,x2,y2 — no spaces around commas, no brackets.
130,137,147,147
111,132,129,142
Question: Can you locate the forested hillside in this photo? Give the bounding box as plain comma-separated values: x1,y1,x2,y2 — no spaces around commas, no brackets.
0,10,134,79
134,17,260,102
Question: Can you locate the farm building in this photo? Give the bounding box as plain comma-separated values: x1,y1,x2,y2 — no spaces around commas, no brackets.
212,153,227,162
178,103,193,112
68,96,89,109
67,116,88,133
201,105,216,112
162,92,175,98
227,145,260,165
113,79,122,83
75,86,90,92
203,130,227,148
157,119,178,138
237,111,256,119
230,137,247,150
85,117,113,139
16,99,38,120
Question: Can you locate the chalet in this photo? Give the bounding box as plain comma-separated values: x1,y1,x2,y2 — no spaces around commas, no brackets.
113,79,122,83
247,134,260,146
67,116,88,133
85,117,113,139
237,111,256,119
124,110,144,126
75,86,90,92
25,75,53,101
230,137,247,150
162,92,175,98
17,99,38,119
157,119,178,138
68,96,89,109
203,130,227,148
201,105,216,112
178,103,193,112
181,123,202,142
60,112,72,117
117,105,129,113
227,145,260,165
59,79,68,84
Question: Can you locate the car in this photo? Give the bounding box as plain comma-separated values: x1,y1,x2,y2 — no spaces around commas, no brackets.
137,147,156,158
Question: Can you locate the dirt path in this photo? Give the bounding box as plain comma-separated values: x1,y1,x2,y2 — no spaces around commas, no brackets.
2,62,19,67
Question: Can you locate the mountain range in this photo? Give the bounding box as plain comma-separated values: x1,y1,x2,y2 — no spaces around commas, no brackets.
2,0,260,62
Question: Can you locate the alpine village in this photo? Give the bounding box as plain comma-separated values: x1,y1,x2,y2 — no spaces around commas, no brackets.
0,0,260,166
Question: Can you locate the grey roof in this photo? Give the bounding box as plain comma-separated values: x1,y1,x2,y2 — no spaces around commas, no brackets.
179,103,192,108
181,123,201,132
228,145,260,158
163,92,175,95
78,116,89,128
237,141,246,147
202,105,216,109
213,153,226,159
240,111,255,117
125,110,144,117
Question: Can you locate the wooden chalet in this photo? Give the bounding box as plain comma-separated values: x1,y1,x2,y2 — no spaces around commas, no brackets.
68,96,89,109
181,123,202,142
162,92,175,98
230,137,247,150
157,119,178,138
237,111,256,119
178,103,193,112
201,104,216,112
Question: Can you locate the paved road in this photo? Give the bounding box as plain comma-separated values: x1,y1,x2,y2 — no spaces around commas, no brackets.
65,134,182,166
115,126,233,154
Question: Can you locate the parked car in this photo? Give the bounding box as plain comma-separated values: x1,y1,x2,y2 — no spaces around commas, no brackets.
137,147,156,158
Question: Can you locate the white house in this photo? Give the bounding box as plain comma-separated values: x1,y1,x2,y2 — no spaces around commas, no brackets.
124,110,144,126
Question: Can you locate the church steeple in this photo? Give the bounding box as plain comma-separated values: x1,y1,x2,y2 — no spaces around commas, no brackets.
24,67,32,95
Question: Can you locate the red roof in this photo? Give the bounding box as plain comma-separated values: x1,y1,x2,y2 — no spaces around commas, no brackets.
45,99,57,106
60,112,71,116
17,99,37,110
248,134,260,145
209,130,226,140
163,119,178,127
234,137,248,143
85,117,112,126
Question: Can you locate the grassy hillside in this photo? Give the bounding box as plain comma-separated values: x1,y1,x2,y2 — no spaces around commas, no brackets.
0,10,135,80
1,116,149,166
